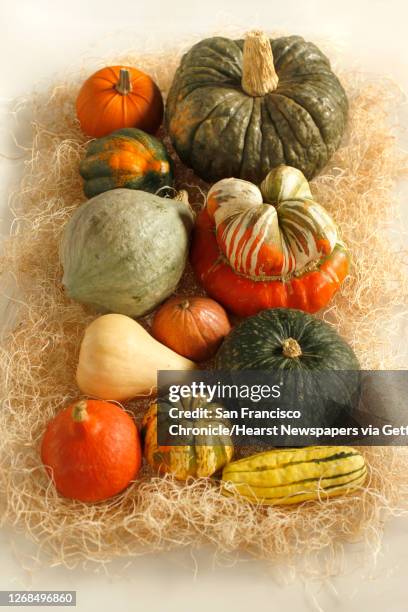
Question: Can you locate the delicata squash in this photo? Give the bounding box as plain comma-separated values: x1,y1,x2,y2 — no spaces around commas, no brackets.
222,446,367,505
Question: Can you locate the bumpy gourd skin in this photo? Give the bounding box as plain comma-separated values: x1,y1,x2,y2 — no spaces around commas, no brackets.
141,400,233,480
166,36,348,183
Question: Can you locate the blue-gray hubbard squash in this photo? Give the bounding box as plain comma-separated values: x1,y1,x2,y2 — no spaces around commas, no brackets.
60,188,194,317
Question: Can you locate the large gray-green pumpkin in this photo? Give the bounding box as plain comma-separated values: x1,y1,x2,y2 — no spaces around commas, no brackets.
60,189,194,317
166,31,348,183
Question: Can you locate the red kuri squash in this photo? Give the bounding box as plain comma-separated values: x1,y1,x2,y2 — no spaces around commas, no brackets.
41,399,142,502
76,66,164,138
152,296,231,361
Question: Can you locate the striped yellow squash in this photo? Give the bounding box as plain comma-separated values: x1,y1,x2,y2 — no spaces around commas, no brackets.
221,446,367,505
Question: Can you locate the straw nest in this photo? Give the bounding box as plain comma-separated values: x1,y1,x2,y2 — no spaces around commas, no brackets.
0,34,408,573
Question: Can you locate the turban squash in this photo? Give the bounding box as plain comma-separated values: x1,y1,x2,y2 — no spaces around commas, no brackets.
166,31,348,184
191,165,349,316
79,128,173,198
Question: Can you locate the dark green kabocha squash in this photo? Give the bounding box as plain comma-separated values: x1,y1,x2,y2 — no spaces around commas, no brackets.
216,308,359,371
166,31,348,183
215,308,360,432
79,127,173,198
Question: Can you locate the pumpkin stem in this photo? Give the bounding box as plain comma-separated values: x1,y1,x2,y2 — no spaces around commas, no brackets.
282,338,302,359
72,400,89,423
116,68,132,95
241,31,278,96
179,299,190,309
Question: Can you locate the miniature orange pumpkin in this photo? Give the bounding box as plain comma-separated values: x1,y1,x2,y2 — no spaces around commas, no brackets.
76,66,164,138
41,399,142,502
152,296,231,361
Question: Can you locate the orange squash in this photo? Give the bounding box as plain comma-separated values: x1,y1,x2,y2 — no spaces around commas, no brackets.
41,399,142,502
76,66,164,138
152,296,231,361
191,165,349,317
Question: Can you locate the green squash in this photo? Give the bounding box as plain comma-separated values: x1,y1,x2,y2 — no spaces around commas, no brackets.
215,308,360,430
79,128,173,198
60,188,193,317
166,31,348,184
141,398,233,480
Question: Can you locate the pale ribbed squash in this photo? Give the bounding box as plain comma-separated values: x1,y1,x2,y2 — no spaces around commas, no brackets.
208,165,337,278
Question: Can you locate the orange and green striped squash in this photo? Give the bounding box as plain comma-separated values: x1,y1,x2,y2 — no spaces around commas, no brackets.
222,446,367,505
191,164,349,316
141,399,233,481
79,127,173,198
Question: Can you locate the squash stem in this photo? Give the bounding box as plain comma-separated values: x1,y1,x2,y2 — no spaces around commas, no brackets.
180,299,190,309
116,68,132,95
282,338,302,359
174,189,190,205
241,30,279,96
72,400,89,423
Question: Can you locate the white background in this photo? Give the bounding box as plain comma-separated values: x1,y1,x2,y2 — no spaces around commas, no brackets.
1,1,408,610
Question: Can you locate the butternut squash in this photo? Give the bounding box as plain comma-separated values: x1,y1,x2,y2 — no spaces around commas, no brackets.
76,314,196,401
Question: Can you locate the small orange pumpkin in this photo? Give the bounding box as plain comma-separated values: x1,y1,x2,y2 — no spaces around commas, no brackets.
76,66,164,138
41,399,142,502
152,296,231,362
